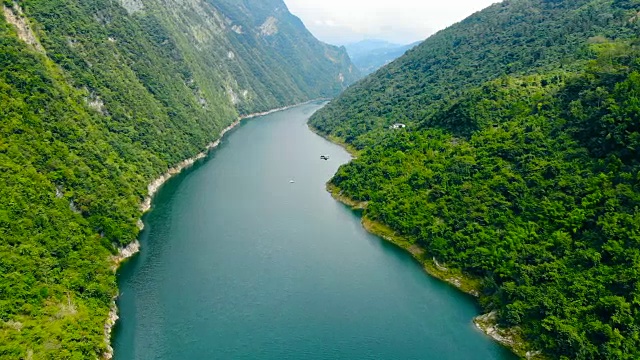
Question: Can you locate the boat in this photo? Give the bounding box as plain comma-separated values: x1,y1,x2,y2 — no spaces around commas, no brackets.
289,180,295,183
320,155,330,160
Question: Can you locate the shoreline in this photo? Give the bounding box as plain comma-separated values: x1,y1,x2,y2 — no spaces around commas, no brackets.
314,127,541,360
306,125,360,158
325,184,538,359
102,100,321,359
325,184,483,297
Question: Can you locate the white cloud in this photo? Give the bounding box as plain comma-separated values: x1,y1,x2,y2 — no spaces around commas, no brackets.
284,0,501,45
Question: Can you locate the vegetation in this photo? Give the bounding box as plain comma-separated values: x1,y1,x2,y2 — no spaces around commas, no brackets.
311,0,640,145
310,1,640,358
0,0,357,358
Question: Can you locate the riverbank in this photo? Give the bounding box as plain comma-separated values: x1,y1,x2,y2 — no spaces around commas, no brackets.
326,184,483,297
139,101,323,215
306,126,360,158
319,139,542,359
102,100,321,359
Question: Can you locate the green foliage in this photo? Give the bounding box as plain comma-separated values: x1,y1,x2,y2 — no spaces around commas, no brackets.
310,0,640,358
310,0,640,145
0,0,358,358
322,46,640,359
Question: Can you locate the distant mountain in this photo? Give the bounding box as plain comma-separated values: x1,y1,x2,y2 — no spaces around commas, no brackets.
345,39,420,75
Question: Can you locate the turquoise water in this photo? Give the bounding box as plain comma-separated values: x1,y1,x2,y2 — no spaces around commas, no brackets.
113,102,516,360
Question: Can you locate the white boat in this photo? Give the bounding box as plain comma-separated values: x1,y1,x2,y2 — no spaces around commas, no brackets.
289,180,295,183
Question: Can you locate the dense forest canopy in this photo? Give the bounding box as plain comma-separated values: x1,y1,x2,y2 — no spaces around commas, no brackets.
310,0,640,359
311,0,640,146
0,0,358,358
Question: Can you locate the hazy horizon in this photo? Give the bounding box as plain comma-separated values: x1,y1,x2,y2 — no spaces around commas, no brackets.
284,0,500,45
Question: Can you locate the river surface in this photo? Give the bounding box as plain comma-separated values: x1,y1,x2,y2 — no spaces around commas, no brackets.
113,102,516,360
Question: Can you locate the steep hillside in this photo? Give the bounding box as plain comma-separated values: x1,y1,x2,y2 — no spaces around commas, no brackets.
311,0,640,145
150,0,360,114
0,0,357,358
309,0,640,359
346,39,420,75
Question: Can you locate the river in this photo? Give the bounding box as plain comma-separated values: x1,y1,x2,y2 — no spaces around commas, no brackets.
113,102,516,360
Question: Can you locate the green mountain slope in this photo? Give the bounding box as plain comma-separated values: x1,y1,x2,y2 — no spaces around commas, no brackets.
0,0,357,358
311,0,640,145
310,0,640,359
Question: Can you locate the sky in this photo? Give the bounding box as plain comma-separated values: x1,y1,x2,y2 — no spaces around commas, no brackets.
283,0,500,45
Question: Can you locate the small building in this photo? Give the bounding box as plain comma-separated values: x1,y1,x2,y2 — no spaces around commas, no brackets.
390,123,406,129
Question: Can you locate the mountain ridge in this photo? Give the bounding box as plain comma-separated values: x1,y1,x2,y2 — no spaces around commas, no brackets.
311,0,640,143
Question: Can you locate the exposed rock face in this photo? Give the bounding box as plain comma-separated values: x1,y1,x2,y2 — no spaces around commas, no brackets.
227,87,240,105
146,0,360,113
86,94,107,115
474,311,516,347
103,240,141,359
231,24,243,34
2,4,44,53
259,16,278,36
117,0,144,14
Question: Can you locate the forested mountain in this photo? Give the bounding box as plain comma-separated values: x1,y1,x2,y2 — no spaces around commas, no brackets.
0,0,357,358
312,0,639,143
310,0,640,359
345,39,420,75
